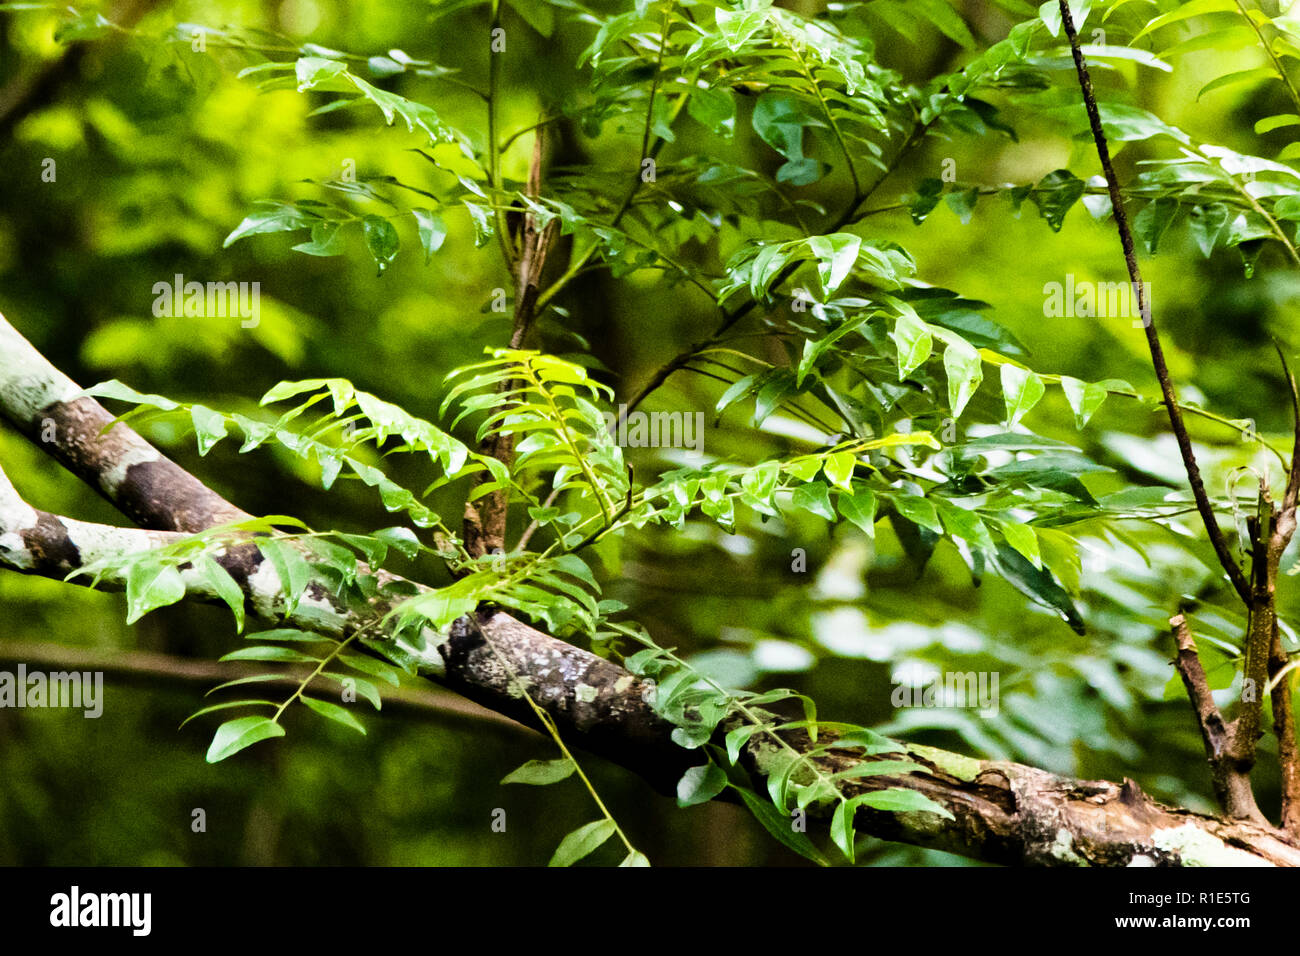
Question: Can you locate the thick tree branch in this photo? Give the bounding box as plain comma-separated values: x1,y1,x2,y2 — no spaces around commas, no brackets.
0,318,250,533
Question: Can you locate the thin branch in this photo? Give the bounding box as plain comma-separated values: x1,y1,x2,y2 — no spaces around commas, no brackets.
1059,0,1251,604
1169,614,1267,825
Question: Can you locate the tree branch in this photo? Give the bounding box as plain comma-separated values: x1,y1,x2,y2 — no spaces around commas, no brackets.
1170,613,1266,825
463,129,559,558
1059,0,1251,605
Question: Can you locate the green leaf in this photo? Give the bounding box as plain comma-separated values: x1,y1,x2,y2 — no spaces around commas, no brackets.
806,234,860,295
944,187,979,224
999,520,1041,568
256,538,314,617
891,310,932,379
1198,67,1275,99
822,450,857,491
375,525,422,559
411,208,447,263
362,214,400,274
1255,113,1300,135
990,544,1086,634
463,201,495,246
84,379,180,411
180,700,278,728
1188,203,1230,257
1000,365,1045,427
190,405,229,456
831,799,856,863
502,758,576,786
734,786,830,866
1133,197,1178,254
224,202,314,247
1031,169,1085,232
936,501,993,551
676,763,729,807
326,673,383,709
125,561,186,625
619,851,651,867
752,92,813,161
831,759,925,780
220,645,322,664
195,554,245,632
506,0,555,36
943,339,982,417
300,696,367,734
292,220,344,257
837,487,878,537
1132,0,1235,41
791,480,835,520
244,628,331,643
913,0,977,47
688,86,736,137
893,495,943,534
725,723,762,765
548,819,616,867
205,716,285,763
1059,375,1107,428
856,786,954,819
338,652,403,685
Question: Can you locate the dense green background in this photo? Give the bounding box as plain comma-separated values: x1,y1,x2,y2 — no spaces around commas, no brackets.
1,0,1297,865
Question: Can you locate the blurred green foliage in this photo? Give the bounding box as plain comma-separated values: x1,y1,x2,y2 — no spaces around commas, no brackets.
3,0,1300,864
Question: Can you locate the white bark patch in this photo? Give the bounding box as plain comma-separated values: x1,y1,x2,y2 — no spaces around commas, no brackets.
0,494,38,535
1050,827,1086,866
575,683,598,704
0,317,81,420
0,531,34,569
1151,823,1275,867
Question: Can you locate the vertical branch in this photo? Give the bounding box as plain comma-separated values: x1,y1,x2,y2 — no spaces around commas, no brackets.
1270,344,1300,832
1239,487,1278,766
1059,0,1251,605
1170,615,1268,825
1271,616,1300,833
462,129,558,557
